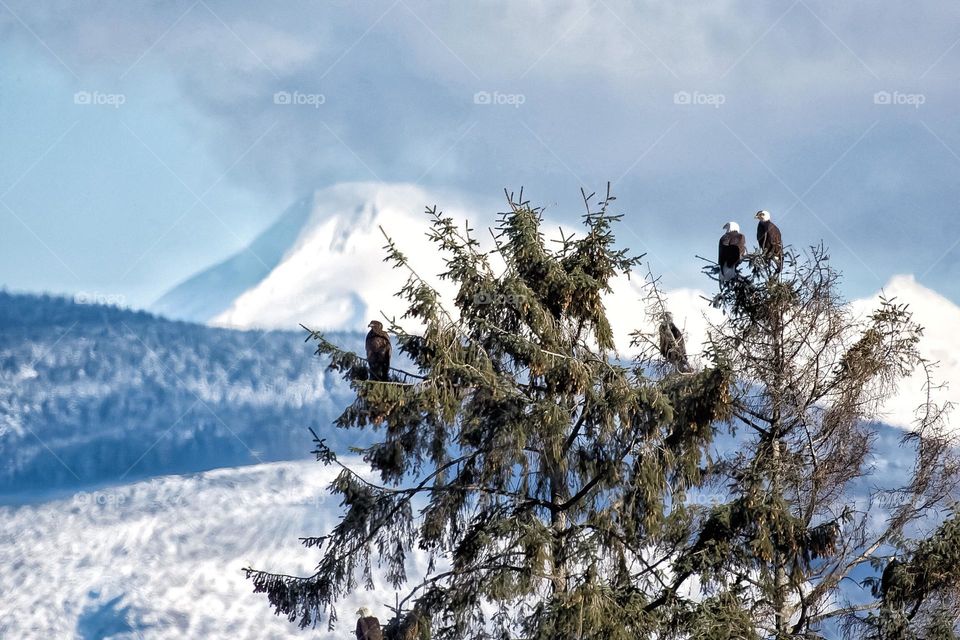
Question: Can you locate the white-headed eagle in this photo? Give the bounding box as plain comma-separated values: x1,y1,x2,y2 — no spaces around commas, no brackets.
365,320,391,382
755,210,783,271
356,607,383,640
718,221,746,281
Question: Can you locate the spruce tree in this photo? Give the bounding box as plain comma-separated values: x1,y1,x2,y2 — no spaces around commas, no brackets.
245,187,960,639
668,247,960,638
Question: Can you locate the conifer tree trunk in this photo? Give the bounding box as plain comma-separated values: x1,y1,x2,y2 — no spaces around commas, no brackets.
771,304,789,636
550,466,568,597
771,437,788,636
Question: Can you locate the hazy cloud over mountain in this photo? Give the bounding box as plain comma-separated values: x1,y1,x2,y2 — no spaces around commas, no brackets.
3,1,960,304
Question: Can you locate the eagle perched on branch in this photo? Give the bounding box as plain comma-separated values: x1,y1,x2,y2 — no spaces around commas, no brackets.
755,210,783,271
365,320,391,382
356,607,383,640
718,221,746,281
658,312,692,373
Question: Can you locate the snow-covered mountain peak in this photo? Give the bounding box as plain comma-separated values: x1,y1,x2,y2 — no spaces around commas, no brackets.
209,182,482,332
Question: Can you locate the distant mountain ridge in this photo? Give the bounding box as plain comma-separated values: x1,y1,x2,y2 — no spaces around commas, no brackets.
0,291,360,496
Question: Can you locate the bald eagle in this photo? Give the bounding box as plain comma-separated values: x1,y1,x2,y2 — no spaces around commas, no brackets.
718,221,746,281
755,210,783,271
658,312,692,373
365,321,391,382
356,607,383,640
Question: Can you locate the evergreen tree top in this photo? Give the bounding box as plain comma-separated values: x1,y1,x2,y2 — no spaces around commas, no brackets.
246,187,960,639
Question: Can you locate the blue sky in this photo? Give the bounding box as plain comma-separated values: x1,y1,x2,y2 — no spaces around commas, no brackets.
2,0,960,308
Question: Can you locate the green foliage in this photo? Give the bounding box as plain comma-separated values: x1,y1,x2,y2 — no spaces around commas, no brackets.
863,512,960,639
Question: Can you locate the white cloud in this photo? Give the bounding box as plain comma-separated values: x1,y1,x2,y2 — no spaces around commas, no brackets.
851,274,960,431
6,0,960,308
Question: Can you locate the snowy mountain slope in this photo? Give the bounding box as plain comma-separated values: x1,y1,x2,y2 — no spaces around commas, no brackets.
0,426,930,639
0,292,361,495
152,196,315,324
0,459,421,639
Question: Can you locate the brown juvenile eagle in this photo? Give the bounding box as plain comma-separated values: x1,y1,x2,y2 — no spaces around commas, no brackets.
365,320,391,382
755,210,783,271
356,607,383,640
658,312,692,373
